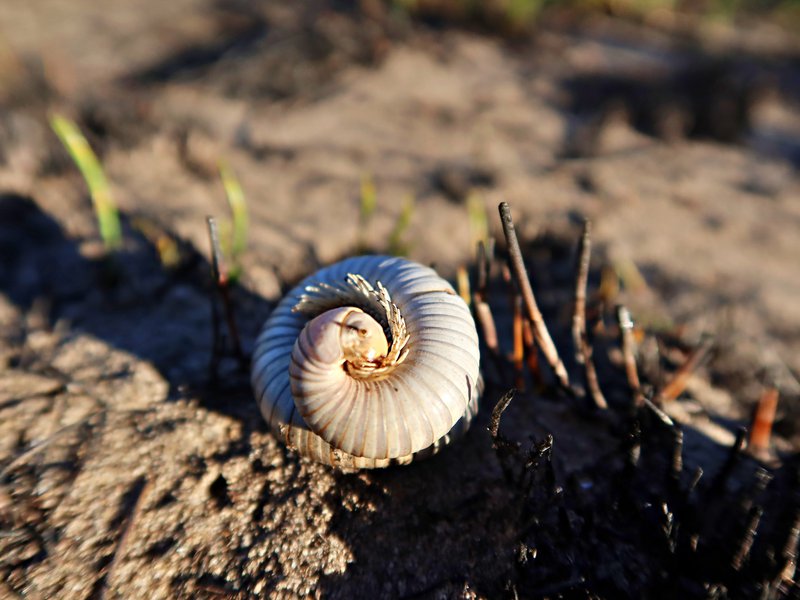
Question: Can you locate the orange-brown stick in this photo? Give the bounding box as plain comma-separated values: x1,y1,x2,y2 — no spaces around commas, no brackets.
750,387,779,453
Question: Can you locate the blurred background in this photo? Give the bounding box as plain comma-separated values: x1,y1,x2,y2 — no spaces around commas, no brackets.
2,0,799,407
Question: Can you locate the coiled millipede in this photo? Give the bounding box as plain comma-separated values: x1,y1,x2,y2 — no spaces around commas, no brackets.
251,255,481,469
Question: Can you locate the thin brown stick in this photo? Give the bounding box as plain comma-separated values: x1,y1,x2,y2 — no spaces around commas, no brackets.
498,202,571,392
655,337,713,403
474,302,499,354
207,216,246,372
749,387,779,454
572,220,606,409
616,305,644,407
582,349,607,409
572,220,591,365
472,241,499,353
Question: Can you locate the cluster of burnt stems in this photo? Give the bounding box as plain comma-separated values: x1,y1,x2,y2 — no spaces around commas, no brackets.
204,197,800,598
465,204,800,599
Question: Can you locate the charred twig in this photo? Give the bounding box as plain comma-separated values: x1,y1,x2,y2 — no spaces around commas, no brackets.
498,202,571,393
525,434,557,497
616,305,645,408
731,505,763,571
710,427,748,496
488,389,520,483
655,336,714,403
488,389,516,444
778,509,800,586
572,220,606,409
207,216,246,376
749,387,779,455
698,431,748,554
643,396,675,428
687,467,704,497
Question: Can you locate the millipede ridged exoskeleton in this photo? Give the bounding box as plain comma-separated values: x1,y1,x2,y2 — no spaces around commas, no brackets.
251,255,481,469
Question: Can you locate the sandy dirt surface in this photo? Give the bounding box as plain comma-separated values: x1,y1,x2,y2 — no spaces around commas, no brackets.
1,1,799,598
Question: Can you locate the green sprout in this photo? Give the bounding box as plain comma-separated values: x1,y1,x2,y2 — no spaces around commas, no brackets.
218,160,249,282
466,191,489,252
388,194,415,256
50,114,122,252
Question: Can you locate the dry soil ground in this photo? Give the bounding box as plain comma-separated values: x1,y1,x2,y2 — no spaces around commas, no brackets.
1,2,800,598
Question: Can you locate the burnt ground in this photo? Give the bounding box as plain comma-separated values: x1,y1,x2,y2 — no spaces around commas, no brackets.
1,2,800,598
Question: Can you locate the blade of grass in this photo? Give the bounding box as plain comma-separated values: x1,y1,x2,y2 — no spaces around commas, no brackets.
360,174,377,225
388,194,415,256
218,160,248,282
467,192,488,252
50,114,122,252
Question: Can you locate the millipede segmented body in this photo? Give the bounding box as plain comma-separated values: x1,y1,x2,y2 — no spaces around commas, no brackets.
251,255,481,469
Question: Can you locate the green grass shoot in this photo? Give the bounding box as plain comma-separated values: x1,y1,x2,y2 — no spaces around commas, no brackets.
218,160,249,282
467,191,489,254
388,194,415,256
50,114,122,252
359,173,377,228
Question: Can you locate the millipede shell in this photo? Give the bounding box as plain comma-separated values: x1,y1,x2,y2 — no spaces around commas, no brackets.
251,255,481,469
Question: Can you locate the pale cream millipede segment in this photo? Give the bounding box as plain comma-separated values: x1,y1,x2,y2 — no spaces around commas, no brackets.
251,255,481,469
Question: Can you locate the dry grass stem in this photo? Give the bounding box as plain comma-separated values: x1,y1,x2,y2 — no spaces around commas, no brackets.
572,220,591,365
498,202,571,392
471,241,499,353
572,220,607,409
656,337,714,403
616,305,645,407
